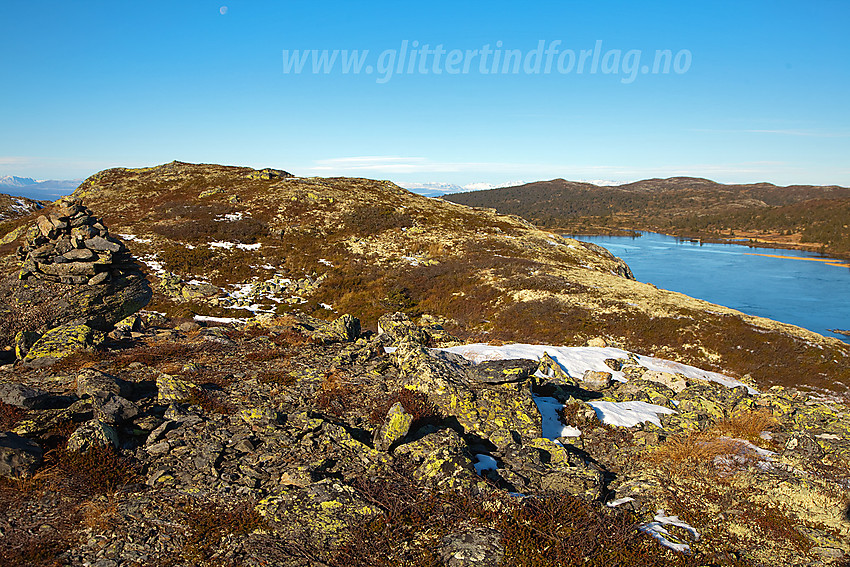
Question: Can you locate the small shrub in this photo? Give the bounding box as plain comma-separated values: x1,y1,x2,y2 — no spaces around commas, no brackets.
114,339,229,368
182,388,235,415
45,445,141,496
368,389,442,430
559,403,604,432
316,370,355,418
245,347,287,362
0,401,27,430
181,499,264,561
342,205,413,234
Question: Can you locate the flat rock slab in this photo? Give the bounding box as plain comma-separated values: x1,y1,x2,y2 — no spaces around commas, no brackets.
0,383,50,409
465,359,539,384
0,432,43,478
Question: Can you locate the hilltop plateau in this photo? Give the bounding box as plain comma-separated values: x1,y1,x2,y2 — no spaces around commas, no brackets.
0,162,847,566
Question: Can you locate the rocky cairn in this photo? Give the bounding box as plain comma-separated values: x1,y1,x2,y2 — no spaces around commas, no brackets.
16,197,131,286
0,197,152,366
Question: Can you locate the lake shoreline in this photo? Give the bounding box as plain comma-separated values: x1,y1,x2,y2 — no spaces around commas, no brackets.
573,231,850,344
556,226,850,264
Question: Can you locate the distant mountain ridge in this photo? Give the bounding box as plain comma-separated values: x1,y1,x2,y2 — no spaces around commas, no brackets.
0,176,82,200
399,180,528,197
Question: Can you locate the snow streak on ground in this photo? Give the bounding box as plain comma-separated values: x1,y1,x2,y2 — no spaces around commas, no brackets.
209,240,261,251
118,233,152,243
193,315,247,325
639,510,701,553
586,400,676,428
139,254,165,274
214,212,246,221
533,395,582,439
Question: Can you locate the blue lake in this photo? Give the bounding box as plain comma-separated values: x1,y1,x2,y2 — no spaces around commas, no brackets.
573,232,850,343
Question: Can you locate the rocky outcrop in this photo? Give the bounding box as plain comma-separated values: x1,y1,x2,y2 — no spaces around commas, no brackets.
0,311,846,564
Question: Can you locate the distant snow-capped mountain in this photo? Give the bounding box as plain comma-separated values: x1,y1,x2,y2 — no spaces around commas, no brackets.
0,176,82,200
400,180,528,197
0,175,39,187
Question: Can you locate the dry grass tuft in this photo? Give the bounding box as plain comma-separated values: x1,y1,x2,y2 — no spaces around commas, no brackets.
644,432,758,478
712,409,777,443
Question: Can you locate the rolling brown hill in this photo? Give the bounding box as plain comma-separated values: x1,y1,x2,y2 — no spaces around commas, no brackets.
1,162,848,395
443,177,850,256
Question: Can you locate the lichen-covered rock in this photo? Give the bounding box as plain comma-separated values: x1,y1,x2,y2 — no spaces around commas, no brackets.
0,432,43,478
312,313,361,343
392,339,542,441
494,437,604,499
537,352,577,387
66,420,119,452
245,167,292,181
394,427,480,490
155,373,197,403
76,369,133,399
378,312,429,344
439,526,505,566
22,323,104,367
240,407,280,427
92,393,139,425
13,329,41,359
642,370,689,393
465,359,539,385
258,479,377,547
373,402,413,452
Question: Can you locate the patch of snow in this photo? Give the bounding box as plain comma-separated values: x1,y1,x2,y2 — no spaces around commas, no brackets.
139,254,165,275
639,510,700,554
473,454,498,475
437,343,754,392
532,395,581,440
587,400,676,428
193,315,246,325
118,233,152,244
606,497,635,508
214,212,246,222
320,303,334,311
208,240,261,251
318,258,333,266
561,425,582,437
402,255,420,266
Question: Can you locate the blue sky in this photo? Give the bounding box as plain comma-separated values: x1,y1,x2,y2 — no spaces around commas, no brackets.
1,1,849,188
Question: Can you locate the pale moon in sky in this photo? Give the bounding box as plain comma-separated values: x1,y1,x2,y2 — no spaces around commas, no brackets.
219,6,228,15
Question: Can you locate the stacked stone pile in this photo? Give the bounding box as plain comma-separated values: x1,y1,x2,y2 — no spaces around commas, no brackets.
16,197,132,285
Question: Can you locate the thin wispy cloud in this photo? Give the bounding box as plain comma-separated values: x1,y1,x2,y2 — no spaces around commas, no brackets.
306,157,805,186
307,156,545,175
